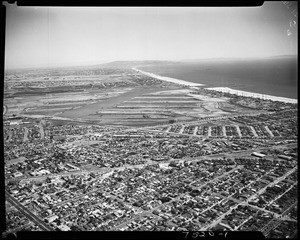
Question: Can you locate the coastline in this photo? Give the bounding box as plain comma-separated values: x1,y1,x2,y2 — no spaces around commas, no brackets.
132,68,203,87
134,68,297,104
206,87,297,104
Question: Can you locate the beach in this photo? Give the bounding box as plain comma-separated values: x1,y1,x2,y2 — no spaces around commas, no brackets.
132,68,203,87
138,57,297,99
206,87,297,104
135,68,297,104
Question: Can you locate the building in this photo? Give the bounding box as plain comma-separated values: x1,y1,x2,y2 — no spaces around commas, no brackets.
57,225,71,231
251,152,266,158
278,155,292,161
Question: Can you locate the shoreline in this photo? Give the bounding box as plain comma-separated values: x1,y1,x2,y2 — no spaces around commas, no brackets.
132,68,203,87
206,87,297,104
134,68,297,104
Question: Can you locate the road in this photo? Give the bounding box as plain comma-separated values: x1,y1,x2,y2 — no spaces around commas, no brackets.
139,110,269,131
3,104,8,115
38,121,45,139
111,164,243,230
7,140,296,184
261,197,298,237
201,167,297,231
23,127,29,142
5,191,53,231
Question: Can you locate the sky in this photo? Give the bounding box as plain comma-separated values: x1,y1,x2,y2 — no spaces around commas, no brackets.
4,2,298,69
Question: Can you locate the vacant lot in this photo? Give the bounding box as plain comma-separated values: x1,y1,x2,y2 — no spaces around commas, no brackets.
59,86,169,119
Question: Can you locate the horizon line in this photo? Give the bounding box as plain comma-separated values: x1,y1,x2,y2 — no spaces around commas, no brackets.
5,54,297,71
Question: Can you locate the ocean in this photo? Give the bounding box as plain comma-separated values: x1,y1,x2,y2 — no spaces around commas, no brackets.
139,57,298,99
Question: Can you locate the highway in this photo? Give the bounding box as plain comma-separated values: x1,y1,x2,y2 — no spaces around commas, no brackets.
5,191,53,231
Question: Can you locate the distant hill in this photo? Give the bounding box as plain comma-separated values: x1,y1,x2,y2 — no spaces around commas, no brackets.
97,60,180,69
263,55,297,59
5,55,296,74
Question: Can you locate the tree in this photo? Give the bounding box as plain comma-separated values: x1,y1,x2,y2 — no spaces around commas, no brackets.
70,225,81,231
45,177,51,183
169,119,176,124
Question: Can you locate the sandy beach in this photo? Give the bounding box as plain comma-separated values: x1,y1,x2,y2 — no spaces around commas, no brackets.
206,87,297,104
134,68,297,104
132,68,204,87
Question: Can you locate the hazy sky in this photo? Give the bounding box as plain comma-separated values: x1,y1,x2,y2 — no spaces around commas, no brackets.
4,2,298,69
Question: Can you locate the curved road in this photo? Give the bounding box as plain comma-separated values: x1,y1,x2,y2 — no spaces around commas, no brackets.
3,105,8,115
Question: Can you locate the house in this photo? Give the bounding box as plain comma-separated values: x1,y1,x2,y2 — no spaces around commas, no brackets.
13,172,23,178
47,215,58,223
57,224,71,231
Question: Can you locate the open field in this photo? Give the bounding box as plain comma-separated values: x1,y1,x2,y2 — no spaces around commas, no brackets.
94,89,242,126
4,63,291,128
5,82,249,127
58,86,168,119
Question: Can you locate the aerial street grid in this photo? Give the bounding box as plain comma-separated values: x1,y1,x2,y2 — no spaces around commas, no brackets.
2,2,298,239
